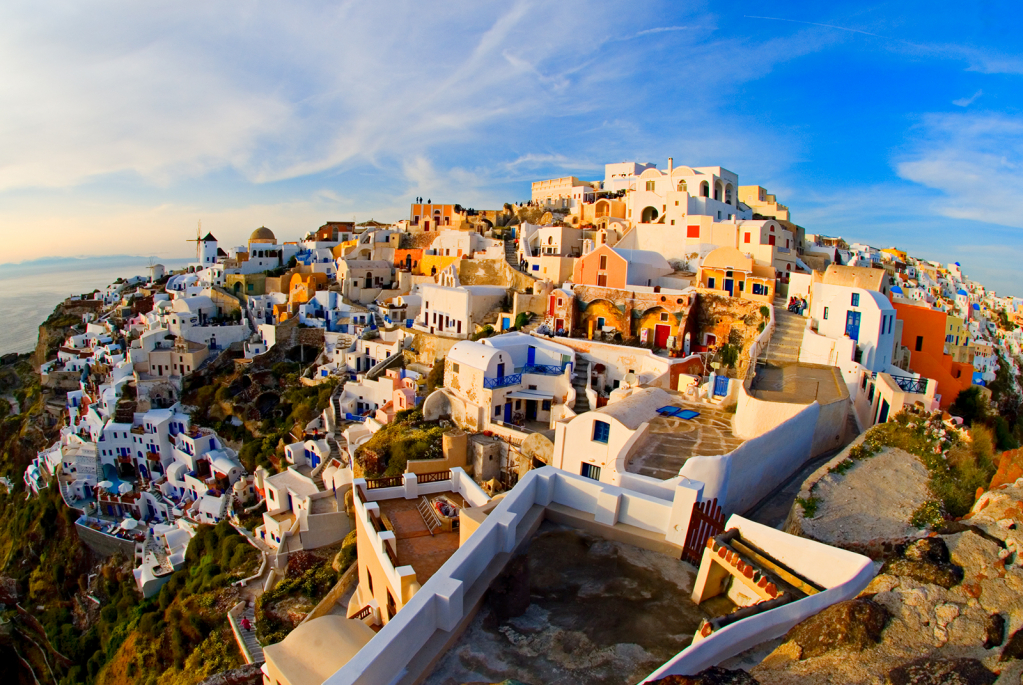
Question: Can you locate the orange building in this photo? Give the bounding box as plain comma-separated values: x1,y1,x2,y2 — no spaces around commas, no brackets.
892,301,973,409
410,203,458,231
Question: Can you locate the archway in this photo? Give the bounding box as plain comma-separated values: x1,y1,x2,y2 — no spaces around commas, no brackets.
677,180,687,192
714,182,723,201
700,181,709,198
595,199,609,218
725,183,733,205
641,206,659,223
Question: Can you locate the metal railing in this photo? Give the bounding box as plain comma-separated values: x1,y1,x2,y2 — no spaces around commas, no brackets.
523,364,565,376
483,373,521,389
889,374,929,394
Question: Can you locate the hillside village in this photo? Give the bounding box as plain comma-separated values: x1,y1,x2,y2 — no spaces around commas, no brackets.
12,159,1023,685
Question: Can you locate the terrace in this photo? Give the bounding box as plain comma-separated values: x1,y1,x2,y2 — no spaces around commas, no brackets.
375,491,467,586
625,401,744,480
424,521,714,685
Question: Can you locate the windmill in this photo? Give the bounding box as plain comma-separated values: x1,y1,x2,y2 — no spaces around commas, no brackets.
185,220,202,261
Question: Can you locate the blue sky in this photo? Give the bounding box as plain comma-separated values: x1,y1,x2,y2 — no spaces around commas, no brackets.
1,1,1021,294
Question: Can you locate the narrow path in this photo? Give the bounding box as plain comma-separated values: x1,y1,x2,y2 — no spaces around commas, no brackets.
239,603,264,664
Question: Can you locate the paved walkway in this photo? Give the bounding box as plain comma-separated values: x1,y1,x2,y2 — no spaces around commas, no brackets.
626,403,744,480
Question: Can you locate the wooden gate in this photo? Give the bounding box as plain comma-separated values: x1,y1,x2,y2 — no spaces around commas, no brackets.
681,498,726,565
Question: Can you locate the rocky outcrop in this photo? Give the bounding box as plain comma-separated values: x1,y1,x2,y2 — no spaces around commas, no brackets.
751,478,1023,684
649,668,760,684
783,598,889,659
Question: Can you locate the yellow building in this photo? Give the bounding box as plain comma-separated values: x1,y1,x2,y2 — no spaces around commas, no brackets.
738,185,790,222
944,315,971,363
881,247,908,263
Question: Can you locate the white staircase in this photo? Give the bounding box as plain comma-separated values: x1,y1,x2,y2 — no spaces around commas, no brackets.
759,296,805,365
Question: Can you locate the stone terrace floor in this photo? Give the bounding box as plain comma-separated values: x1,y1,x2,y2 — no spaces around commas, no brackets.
626,402,744,480
377,492,467,586
424,522,710,685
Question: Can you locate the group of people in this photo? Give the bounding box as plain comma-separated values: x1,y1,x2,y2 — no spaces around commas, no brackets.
787,296,807,315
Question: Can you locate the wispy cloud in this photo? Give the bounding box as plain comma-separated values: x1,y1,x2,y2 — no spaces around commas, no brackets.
743,15,880,38
895,112,1023,229
635,25,689,36
953,90,984,107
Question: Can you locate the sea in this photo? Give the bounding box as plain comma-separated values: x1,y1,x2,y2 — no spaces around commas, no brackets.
0,256,191,356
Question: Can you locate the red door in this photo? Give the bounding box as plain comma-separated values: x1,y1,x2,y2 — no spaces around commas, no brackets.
655,324,670,348
549,296,556,316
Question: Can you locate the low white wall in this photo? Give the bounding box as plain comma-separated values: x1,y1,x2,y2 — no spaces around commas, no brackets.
329,468,700,685
680,402,819,515
641,516,874,682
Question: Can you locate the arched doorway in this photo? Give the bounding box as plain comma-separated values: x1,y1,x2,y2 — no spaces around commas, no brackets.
641,206,659,223
700,181,709,197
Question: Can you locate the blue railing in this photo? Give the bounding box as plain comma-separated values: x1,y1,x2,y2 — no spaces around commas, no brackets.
345,413,368,422
523,364,566,376
483,373,522,389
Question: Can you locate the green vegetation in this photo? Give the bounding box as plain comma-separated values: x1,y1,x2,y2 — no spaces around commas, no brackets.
426,357,445,394
867,409,996,519
256,532,356,645
470,325,496,341
953,370,1022,450
796,496,820,519
759,305,770,319
354,408,446,477
910,500,946,529
513,312,532,330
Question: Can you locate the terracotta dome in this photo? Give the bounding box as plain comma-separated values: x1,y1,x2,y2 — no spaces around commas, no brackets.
249,226,276,243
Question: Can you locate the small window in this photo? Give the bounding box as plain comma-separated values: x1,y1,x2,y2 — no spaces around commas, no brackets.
687,225,700,238
599,255,608,269
494,404,501,417
581,463,602,481
542,400,551,411
660,313,669,321
823,307,829,320
452,362,459,373
645,180,655,191
744,233,750,244
915,335,924,352
592,420,610,444
708,277,715,289
851,293,860,307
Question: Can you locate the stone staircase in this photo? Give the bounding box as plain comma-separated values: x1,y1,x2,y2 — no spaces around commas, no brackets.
239,602,264,664
759,296,806,365
504,238,521,271
573,359,591,413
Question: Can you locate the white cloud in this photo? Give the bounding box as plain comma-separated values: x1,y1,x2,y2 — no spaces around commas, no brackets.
896,113,1023,228
952,90,983,107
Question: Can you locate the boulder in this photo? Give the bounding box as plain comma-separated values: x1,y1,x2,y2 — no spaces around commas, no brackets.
649,668,760,684
881,538,963,589
885,657,996,685
784,598,889,659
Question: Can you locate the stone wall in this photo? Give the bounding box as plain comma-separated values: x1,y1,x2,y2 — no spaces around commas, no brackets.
75,521,136,558
458,258,537,291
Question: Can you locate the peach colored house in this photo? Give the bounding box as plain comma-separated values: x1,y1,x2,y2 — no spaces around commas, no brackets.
697,247,776,303
572,244,628,289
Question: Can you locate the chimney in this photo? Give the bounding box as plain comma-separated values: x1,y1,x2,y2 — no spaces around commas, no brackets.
668,157,673,175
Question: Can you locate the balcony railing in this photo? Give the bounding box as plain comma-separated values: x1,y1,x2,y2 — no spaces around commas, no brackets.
417,470,451,484
523,364,565,376
484,373,521,389
890,374,929,394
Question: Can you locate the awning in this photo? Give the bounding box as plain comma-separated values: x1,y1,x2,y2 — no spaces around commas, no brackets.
505,390,554,401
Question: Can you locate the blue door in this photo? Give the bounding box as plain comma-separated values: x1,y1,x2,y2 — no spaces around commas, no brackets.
527,346,536,367
845,311,861,341
714,375,729,397
503,403,512,423
723,279,734,296
497,363,505,379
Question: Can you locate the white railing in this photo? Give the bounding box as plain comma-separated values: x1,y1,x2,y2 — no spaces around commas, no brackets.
744,303,777,385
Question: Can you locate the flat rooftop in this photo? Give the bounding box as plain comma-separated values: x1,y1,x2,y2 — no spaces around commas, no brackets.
424,522,716,685
626,400,744,480
377,491,467,586
749,362,848,405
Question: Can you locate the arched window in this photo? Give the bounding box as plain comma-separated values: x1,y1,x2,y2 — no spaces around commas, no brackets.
714,182,722,201
677,180,687,192
725,184,733,205
641,206,659,223
700,181,709,198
